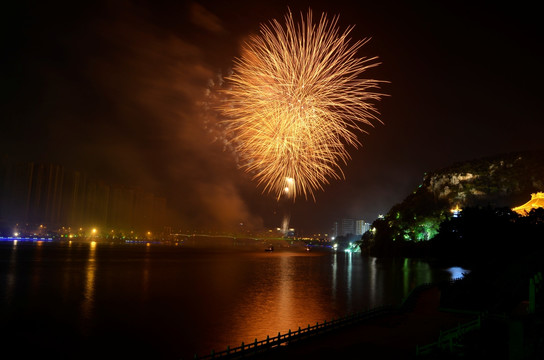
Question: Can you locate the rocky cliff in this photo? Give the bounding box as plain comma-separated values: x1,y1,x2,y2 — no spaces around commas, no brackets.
421,150,544,209
371,150,544,244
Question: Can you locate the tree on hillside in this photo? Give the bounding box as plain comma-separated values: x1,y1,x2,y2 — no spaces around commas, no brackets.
384,187,449,242
429,206,544,266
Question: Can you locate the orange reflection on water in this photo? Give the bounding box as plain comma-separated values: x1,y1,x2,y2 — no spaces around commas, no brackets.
81,241,97,329
140,245,151,302
225,251,332,348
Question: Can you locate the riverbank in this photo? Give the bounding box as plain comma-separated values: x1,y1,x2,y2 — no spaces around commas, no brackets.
241,284,475,359
220,262,544,360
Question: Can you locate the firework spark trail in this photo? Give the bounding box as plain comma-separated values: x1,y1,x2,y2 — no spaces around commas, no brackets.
220,9,386,201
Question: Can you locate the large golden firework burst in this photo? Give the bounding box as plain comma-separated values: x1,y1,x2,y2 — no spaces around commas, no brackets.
220,9,386,200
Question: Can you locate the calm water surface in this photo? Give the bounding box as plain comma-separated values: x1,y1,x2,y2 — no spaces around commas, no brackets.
0,240,464,359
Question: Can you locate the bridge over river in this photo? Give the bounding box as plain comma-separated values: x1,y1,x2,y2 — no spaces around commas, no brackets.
175,234,321,250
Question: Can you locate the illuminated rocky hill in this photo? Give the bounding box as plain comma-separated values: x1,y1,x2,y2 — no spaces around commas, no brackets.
368,150,544,245
422,150,544,210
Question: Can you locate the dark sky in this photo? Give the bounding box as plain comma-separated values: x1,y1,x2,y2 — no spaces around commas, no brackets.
2,1,543,235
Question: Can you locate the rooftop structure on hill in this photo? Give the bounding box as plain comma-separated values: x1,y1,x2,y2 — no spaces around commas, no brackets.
512,192,544,215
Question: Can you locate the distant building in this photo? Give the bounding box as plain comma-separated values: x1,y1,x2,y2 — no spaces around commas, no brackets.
341,218,356,236
450,204,462,218
512,192,544,215
332,218,370,237
331,221,339,238
355,220,371,235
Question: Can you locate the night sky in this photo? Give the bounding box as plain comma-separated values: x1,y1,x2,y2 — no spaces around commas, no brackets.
2,1,543,235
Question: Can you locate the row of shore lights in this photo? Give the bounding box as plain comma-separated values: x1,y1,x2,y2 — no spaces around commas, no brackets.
17,225,154,239
67,228,154,239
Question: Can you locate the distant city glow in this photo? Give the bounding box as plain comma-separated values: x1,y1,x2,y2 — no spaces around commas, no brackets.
220,9,385,200
0,236,53,242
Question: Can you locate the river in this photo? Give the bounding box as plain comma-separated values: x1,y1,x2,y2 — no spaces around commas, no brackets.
0,239,466,359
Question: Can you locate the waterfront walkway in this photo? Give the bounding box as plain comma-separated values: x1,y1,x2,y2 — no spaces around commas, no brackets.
248,286,476,359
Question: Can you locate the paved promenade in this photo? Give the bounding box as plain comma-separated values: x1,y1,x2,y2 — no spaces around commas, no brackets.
251,286,476,359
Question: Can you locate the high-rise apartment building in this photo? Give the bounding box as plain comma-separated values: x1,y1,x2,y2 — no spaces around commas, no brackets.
355,219,371,235
331,218,371,238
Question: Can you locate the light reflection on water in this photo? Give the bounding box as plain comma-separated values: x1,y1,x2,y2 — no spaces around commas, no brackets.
81,241,97,329
0,242,467,359
141,245,151,303
447,266,470,279
4,240,18,305
210,251,465,354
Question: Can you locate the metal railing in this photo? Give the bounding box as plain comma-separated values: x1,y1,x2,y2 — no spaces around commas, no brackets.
416,316,481,356
193,304,394,360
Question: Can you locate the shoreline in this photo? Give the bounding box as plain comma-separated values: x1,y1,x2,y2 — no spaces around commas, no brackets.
195,267,543,360
196,284,476,360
